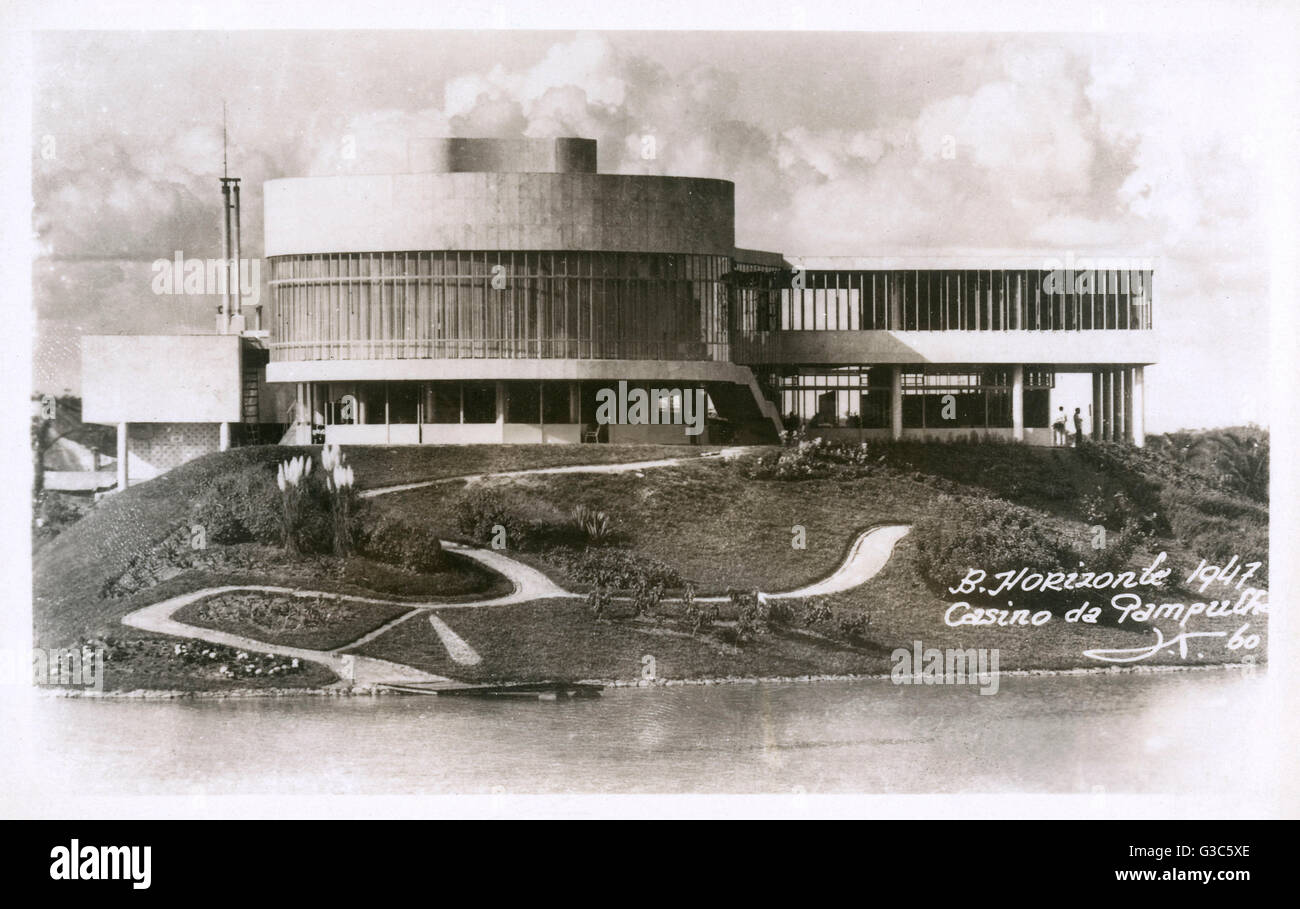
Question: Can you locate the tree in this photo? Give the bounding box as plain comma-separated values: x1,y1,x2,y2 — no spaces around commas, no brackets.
30,394,114,496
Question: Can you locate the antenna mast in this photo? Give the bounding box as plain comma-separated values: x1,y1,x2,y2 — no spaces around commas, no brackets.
218,100,243,333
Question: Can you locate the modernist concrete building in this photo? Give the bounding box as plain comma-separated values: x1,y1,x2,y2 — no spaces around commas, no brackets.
82,136,1156,484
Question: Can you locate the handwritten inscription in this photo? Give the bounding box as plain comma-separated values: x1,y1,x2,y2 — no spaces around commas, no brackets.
940,551,1267,665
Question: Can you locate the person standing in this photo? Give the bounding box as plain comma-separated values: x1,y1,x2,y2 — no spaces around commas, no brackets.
1052,407,1068,447
1073,407,1084,447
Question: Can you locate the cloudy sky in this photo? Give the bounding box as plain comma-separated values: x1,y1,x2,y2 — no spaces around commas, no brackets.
31,29,1277,431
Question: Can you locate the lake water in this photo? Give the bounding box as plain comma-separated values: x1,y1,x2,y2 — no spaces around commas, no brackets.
2,669,1279,809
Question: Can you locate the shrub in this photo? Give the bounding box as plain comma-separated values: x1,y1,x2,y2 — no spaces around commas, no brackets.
573,504,615,544
550,546,684,590
275,455,314,555
836,611,871,643
743,431,877,481
911,495,1077,592
632,579,663,617
798,597,834,628
321,444,357,557
191,463,283,545
729,588,767,643
1146,427,1269,503
1085,525,1150,576
587,585,611,620
454,486,572,549
359,512,444,573
33,492,86,541
681,585,719,636
765,598,797,627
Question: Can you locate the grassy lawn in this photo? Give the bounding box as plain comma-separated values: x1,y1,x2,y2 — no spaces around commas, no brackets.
89,636,340,692
345,443,723,489
174,591,415,651
350,599,892,683
364,449,1267,679
107,544,510,603
348,539,1258,684
34,442,711,644
376,458,938,593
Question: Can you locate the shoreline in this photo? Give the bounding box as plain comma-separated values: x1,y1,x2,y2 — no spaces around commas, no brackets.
33,658,1264,699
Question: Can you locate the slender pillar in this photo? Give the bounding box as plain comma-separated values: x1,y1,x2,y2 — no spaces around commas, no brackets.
219,422,230,452
1099,372,1108,441
1091,371,1102,441
495,381,506,442
296,383,310,444
1131,366,1145,447
116,422,128,491
1011,365,1024,442
890,366,903,441
1118,368,1130,444
569,381,581,424
1104,370,1116,442
1099,371,1108,441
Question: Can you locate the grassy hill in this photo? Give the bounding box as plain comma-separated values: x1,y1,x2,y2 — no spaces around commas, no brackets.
33,435,1268,689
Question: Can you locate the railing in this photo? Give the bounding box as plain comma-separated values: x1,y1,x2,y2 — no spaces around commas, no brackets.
269,338,727,362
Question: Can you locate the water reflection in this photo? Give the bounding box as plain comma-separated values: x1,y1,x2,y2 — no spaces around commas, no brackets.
3,669,1273,797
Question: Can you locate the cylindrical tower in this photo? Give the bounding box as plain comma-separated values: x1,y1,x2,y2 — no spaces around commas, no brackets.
262,138,779,445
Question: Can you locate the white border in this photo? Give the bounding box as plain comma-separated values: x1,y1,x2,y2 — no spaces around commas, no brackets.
2,0,1297,820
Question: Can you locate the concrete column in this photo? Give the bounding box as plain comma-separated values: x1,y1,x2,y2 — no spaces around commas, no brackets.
1091,371,1102,441
1011,365,1024,442
296,383,309,445
495,381,506,442
116,422,128,491
569,381,581,424
1118,368,1129,444
890,366,903,441
1099,371,1109,441
1104,370,1116,442
1131,366,1145,447
219,422,230,452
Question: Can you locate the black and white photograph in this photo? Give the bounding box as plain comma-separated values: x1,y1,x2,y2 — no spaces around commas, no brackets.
2,0,1297,854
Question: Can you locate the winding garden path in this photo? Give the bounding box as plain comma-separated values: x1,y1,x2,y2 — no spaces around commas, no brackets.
120,453,910,686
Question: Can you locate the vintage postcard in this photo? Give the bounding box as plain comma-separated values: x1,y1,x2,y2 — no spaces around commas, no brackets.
4,0,1296,838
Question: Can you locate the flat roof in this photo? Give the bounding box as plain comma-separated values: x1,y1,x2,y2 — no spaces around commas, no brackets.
784,251,1161,271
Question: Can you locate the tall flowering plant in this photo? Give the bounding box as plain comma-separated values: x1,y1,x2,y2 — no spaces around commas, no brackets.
275,455,312,555
321,444,356,556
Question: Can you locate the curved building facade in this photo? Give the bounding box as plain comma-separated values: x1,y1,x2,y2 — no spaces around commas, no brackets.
261,137,1156,447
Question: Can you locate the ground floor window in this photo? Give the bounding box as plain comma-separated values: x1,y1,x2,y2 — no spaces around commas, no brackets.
901,366,1054,429
388,383,419,424
766,366,889,429
1025,388,1051,428
358,383,386,425
424,383,461,423
759,364,1056,431
901,367,1011,429
462,382,496,423
541,381,572,424
505,381,541,423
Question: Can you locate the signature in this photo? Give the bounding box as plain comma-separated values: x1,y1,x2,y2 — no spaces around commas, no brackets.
1083,627,1227,664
